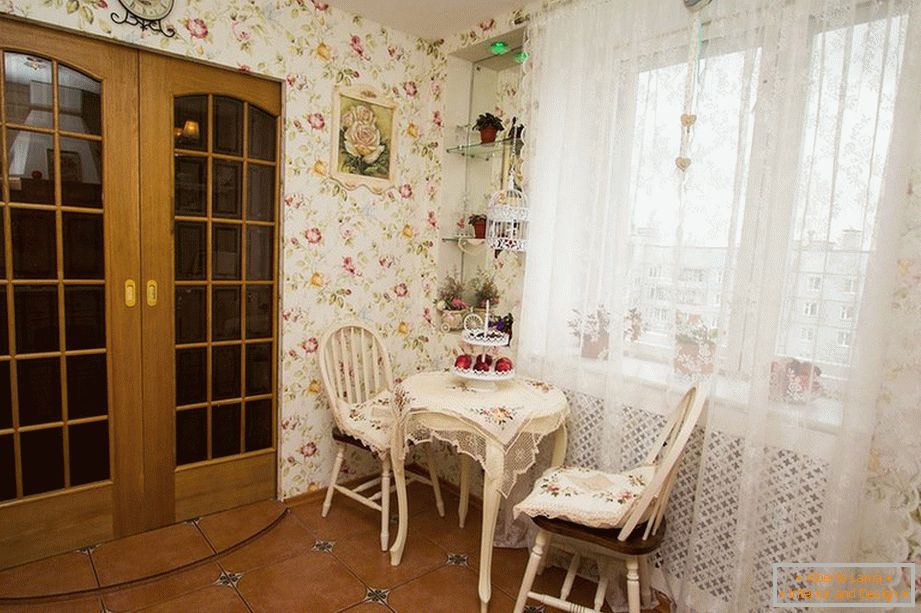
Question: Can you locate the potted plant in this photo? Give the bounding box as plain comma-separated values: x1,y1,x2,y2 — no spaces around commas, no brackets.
624,307,645,342
568,306,612,360
471,273,501,311
769,358,823,404
468,214,488,239
473,113,504,144
673,313,717,375
435,274,469,331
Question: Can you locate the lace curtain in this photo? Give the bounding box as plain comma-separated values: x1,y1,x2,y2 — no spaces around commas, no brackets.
518,0,921,609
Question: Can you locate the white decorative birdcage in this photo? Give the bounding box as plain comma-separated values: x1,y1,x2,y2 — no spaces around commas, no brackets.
486,174,528,253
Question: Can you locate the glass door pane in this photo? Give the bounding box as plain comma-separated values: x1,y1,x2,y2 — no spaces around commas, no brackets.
1,52,110,502
173,95,277,467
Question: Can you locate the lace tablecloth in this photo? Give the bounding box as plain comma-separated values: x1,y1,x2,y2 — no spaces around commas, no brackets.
392,371,569,496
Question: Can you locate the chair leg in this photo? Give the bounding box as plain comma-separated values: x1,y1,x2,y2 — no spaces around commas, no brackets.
380,456,391,551
425,447,445,517
458,454,471,528
513,529,551,613
639,555,651,607
625,556,641,613
322,442,345,517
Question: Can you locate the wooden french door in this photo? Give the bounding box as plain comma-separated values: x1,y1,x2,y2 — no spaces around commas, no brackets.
0,19,142,568
139,54,280,526
0,19,280,568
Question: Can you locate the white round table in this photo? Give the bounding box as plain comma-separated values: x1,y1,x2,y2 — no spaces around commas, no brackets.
388,371,569,613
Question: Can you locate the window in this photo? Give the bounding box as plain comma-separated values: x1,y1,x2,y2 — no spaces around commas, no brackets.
680,268,706,283
843,278,857,293
837,331,852,347
647,265,661,279
807,276,822,291
839,305,854,321
803,302,818,317
800,327,815,341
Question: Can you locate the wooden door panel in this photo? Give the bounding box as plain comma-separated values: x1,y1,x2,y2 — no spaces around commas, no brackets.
0,18,142,567
139,53,280,525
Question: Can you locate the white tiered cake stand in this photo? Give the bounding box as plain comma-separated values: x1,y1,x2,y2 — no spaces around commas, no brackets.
452,303,514,392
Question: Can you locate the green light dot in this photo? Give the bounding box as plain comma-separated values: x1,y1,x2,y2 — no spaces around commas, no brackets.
514,50,529,64
490,41,509,55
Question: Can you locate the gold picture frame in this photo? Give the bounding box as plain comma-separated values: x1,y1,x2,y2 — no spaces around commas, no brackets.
330,86,397,194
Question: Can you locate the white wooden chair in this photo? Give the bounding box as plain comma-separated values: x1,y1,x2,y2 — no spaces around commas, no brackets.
318,320,445,551
511,383,710,613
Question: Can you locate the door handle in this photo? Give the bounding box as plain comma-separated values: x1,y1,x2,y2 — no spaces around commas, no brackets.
146,280,158,306
125,280,137,307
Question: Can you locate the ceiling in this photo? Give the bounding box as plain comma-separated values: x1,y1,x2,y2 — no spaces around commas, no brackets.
328,0,526,40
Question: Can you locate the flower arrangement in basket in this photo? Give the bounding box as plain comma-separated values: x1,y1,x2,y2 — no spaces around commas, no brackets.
435,273,469,331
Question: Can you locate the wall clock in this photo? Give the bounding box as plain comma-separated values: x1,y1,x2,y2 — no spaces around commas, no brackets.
111,0,176,37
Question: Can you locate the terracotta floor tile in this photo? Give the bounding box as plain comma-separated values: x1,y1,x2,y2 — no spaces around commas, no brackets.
136,585,248,613
0,596,102,613
197,499,287,552
332,524,447,589
0,551,97,598
218,515,314,574
102,562,222,612
289,495,383,540
388,564,515,613
413,508,483,558
236,550,366,612
91,522,213,587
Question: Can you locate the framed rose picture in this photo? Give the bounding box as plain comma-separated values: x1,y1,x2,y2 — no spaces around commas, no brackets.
330,86,397,193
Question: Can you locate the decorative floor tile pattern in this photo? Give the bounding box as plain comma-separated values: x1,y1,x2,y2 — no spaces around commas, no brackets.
313,540,335,553
0,488,675,612
363,587,390,604
214,570,245,588
446,553,469,566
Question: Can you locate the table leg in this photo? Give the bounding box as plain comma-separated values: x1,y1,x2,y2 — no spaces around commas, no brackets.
388,455,409,566
458,454,471,529
478,446,503,613
551,423,568,466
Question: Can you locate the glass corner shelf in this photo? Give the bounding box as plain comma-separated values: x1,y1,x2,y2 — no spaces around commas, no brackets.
446,137,522,161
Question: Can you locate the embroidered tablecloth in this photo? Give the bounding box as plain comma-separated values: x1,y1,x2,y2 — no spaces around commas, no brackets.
391,371,569,496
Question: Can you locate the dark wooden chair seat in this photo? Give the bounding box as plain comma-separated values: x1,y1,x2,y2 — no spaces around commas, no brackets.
532,515,667,556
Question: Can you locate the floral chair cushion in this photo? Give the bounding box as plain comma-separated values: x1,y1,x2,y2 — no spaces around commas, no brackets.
336,390,395,455
514,464,657,529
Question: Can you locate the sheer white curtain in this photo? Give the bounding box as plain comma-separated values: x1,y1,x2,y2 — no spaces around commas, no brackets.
519,0,921,609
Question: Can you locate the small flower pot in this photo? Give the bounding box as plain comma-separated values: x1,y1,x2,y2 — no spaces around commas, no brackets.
478,127,499,144
580,331,610,360
471,219,487,239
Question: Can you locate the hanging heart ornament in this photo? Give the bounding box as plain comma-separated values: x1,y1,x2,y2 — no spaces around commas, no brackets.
681,113,697,127
675,157,692,171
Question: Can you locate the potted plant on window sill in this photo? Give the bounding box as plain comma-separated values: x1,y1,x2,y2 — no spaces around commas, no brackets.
473,113,504,144
673,313,717,375
468,214,488,239
568,306,612,360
